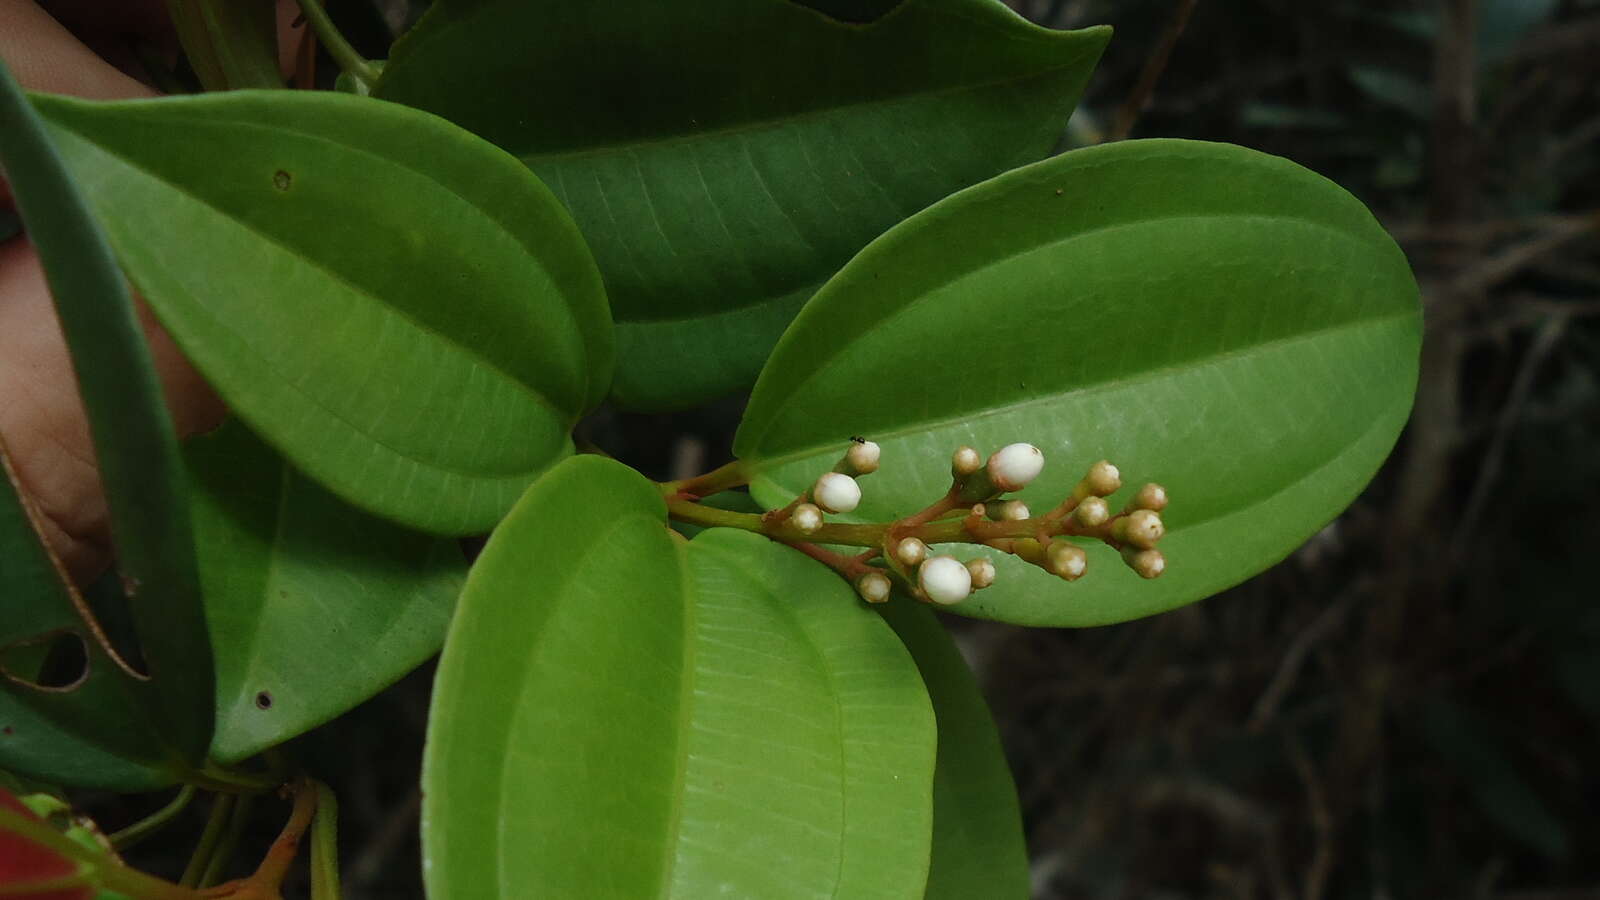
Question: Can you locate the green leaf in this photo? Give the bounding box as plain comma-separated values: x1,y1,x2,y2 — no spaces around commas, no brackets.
31,89,613,535
165,0,282,91
375,0,1109,409
738,139,1421,626
186,421,464,764
0,461,175,791
0,60,212,771
424,457,935,898
878,604,1029,899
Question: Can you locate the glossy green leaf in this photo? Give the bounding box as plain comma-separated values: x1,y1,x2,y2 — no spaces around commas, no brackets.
0,60,211,772
185,421,464,763
376,0,1109,409
424,456,935,898
738,139,1422,626
878,603,1029,899
32,89,613,535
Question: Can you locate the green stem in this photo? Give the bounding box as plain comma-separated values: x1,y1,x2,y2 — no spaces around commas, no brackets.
309,780,341,900
185,762,278,794
180,794,234,888
199,793,255,887
658,460,752,499
111,784,196,851
0,807,198,900
0,873,92,895
664,497,1119,548
293,0,380,88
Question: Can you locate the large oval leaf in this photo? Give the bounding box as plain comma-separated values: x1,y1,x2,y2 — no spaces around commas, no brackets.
737,139,1422,626
31,90,613,535
185,422,464,764
424,456,935,898
375,0,1109,409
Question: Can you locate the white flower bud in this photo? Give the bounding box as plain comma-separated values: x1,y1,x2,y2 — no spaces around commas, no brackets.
1121,547,1166,579
791,503,823,534
966,557,996,589
1084,460,1122,497
894,537,929,567
855,571,892,604
812,472,861,514
1131,483,1168,512
988,443,1044,492
951,446,982,478
1112,509,1164,550
991,499,1031,521
1074,496,1110,527
1045,540,1087,581
843,440,880,476
918,555,971,606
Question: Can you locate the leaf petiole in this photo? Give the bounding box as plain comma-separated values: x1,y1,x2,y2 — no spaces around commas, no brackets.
291,0,380,88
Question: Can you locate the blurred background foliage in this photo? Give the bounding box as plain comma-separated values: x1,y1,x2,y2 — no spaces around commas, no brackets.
50,0,1600,897
990,1,1600,897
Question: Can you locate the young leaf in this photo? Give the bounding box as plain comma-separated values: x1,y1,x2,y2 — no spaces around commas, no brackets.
878,603,1030,900
30,90,613,536
737,139,1422,627
0,60,212,771
185,421,465,764
375,0,1110,409
424,457,935,898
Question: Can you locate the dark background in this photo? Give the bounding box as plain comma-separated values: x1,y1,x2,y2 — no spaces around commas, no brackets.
81,0,1600,897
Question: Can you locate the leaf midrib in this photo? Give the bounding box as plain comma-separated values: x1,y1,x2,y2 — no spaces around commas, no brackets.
517,52,1094,165
749,310,1418,477
741,211,1408,459
44,108,580,429
391,0,1101,162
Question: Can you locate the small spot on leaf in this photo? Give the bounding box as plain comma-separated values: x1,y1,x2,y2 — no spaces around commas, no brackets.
273,170,292,191
255,691,274,710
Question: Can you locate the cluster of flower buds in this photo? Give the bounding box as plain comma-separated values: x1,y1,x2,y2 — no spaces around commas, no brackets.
777,439,1170,606
855,535,997,606
984,455,1170,585
770,438,880,535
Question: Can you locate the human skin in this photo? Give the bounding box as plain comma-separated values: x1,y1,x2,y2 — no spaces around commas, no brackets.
0,1,294,583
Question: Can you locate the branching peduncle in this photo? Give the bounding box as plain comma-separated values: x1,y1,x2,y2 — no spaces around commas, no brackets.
664,440,1171,606
659,459,752,500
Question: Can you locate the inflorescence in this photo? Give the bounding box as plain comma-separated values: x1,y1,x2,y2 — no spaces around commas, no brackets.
760,440,1170,606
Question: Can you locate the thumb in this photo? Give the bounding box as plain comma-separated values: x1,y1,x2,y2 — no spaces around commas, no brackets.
0,1,156,100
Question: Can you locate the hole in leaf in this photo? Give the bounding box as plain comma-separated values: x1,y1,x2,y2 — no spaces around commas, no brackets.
0,631,89,691
273,170,292,191
255,691,274,711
